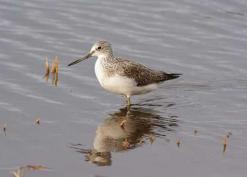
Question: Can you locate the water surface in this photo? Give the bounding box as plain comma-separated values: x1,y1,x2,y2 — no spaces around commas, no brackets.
0,0,247,177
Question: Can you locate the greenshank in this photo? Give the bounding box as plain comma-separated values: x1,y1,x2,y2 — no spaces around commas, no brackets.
68,41,180,107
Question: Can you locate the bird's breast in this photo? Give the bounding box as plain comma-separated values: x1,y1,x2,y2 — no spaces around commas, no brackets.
95,59,107,86
94,59,157,96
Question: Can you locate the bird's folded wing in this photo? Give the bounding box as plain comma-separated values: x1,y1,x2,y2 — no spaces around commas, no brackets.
115,59,167,87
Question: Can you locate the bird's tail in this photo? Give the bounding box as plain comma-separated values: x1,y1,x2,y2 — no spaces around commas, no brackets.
165,73,182,81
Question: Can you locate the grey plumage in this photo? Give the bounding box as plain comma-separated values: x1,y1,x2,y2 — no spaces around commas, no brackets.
101,57,181,86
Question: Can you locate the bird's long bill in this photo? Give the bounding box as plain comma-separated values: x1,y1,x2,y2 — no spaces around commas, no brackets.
68,53,91,66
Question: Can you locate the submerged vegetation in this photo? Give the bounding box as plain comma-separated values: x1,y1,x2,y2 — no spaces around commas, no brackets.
43,56,59,86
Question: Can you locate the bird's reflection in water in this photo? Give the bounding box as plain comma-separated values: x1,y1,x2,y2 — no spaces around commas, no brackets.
71,106,178,166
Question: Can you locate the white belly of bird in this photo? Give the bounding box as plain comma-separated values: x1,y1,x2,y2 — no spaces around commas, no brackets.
95,59,158,96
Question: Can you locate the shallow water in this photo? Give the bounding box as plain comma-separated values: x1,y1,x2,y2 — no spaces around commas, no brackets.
0,0,247,176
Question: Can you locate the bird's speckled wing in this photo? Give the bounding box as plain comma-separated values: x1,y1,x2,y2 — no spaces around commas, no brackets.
114,57,172,86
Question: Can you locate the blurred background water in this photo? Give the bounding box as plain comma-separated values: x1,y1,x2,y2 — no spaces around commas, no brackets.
0,0,247,177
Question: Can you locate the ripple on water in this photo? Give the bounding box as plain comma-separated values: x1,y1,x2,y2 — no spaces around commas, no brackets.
0,0,247,176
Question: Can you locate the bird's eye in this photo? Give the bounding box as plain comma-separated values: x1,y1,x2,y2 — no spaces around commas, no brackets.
97,46,101,50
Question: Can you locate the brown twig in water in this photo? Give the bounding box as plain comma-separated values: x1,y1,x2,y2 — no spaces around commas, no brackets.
176,138,181,148
226,132,232,139
25,165,48,171
194,129,198,135
3,123,7,136
11,165,49,177
43,56,50,82
51,56,59,86
222,132,232,153
11,167,25,177
35,117,40,125
222,136,228,153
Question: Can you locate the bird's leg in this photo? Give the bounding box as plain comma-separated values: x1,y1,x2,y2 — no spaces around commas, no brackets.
127,96,131,111
122,95,128,105
119,95,131,129
122,95,131,106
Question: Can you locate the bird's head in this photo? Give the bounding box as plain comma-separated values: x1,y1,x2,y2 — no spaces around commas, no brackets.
68,40,113,66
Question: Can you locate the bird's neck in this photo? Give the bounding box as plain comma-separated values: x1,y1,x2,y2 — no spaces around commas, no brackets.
98,53,116,63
